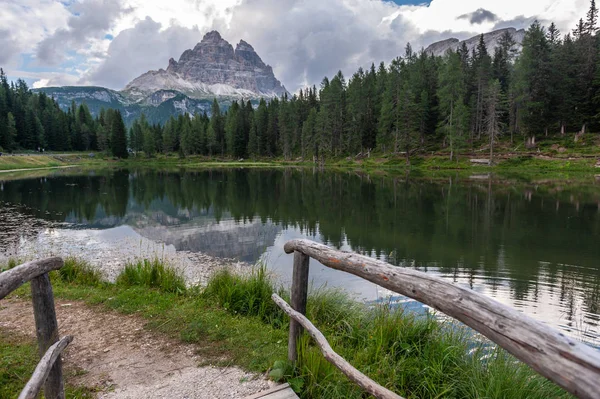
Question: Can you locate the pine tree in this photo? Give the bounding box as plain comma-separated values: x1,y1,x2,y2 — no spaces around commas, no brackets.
4,112,17,151
513,21,551,142
472,34,492,140
438,50,469,160
225,101,240,156
142,122,156,157
254,99,268,156
586,0,599,35
110,111,128,158
484,79,505,164
301,108,318,160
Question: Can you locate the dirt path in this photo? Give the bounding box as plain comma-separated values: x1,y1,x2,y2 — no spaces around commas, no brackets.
0,298,273,398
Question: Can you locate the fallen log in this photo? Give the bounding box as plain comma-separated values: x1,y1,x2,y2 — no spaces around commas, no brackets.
470,158,491,164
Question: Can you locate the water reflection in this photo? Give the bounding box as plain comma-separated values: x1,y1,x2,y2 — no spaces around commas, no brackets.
0,168,599,344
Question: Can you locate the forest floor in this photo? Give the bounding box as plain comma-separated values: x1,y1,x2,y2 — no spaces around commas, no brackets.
0,297,274,399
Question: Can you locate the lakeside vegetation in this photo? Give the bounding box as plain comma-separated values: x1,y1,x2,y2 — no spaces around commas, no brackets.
0,146,599,176
0,258,573,398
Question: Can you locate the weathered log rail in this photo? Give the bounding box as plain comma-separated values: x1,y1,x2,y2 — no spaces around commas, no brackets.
0,257,71,399
278,239,600,399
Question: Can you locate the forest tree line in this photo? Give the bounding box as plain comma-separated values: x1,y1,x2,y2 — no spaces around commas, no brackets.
0,74,128,157
1,1,600,161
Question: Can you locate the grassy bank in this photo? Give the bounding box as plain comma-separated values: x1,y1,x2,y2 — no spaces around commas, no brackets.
1,258,572,398
0,153,109,171
1,146,599,177
0,329,94,398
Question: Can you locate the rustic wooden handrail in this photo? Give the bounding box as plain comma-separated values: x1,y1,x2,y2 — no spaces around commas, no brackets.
272,294,403,399
18,335,73,399
0,257,64,300
0,257,68,399
282,239,600,399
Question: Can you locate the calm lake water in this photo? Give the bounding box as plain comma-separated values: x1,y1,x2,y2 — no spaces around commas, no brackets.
1,168,599,346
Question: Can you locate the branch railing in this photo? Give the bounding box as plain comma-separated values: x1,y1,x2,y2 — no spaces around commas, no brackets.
0,257,72,399
276,239,600,399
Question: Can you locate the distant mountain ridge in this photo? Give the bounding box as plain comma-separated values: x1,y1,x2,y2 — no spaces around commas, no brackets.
36,86,216,126
425,28,525,57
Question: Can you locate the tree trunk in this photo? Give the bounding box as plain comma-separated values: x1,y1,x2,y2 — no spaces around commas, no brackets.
489,134,494,165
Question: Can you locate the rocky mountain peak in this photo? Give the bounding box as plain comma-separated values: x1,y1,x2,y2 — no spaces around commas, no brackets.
425,27,525,57
201,30,225,44
236,40,254,52
167,57,178,70
123,30,288,102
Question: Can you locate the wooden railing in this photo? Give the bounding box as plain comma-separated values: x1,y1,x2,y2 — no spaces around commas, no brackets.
275,239,600,399
0,257,72,399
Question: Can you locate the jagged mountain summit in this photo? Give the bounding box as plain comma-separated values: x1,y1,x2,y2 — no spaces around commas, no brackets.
425,28,526,57
123,31,289,102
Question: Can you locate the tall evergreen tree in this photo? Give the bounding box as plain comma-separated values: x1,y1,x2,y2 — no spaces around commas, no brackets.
110,110,128,158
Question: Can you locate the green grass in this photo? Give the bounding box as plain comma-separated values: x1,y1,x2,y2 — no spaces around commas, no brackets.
0,257,573,398
0,329,94,399
0,153,109,171
0,258,18,273
201,267,570,399
201,266,288,326
58,258,103,286
116,258,186,294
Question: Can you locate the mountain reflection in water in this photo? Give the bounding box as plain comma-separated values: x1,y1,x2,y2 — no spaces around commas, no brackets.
0,167,599,346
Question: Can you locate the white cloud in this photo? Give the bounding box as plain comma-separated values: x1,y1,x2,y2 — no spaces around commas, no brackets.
4,0,592,92
0,0,70,67
32,79,50,89
36,0,128,65
81,17,201,88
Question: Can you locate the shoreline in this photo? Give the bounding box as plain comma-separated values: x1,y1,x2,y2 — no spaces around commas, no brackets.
0,165,78,173
1,151,599,177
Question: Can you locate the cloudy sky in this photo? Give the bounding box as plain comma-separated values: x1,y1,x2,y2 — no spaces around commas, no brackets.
1,0,590,93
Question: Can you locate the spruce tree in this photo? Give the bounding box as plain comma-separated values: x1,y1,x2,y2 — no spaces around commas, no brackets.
110,110,128,158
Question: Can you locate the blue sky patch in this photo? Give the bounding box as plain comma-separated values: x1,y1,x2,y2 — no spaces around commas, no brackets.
385,0,432,6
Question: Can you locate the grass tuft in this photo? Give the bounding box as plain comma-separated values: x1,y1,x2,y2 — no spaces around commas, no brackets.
202,265,287,327
116,258,186,294
0,258,19,273
58,258,103,286
0,329,94,398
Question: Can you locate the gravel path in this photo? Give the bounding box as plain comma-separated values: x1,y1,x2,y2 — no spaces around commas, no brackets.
0,298,274,398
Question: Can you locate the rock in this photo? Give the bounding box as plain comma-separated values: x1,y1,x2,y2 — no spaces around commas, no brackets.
123,30,288,102
425,28,525,57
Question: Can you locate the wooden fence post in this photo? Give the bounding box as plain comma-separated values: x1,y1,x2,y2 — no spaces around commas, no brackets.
288,250,309,362
30,273,64,399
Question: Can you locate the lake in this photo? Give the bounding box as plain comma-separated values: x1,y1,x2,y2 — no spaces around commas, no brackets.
1,167,599,346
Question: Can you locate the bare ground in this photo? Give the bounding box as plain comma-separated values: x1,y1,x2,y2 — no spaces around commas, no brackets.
0,298,274,398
